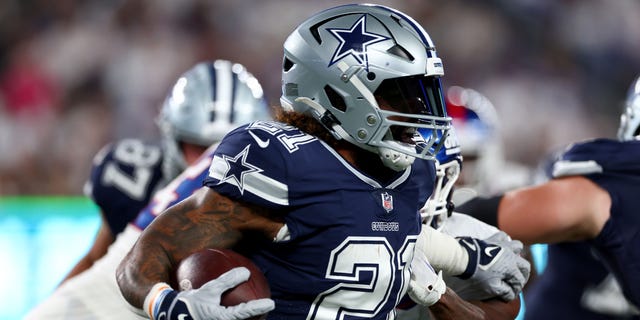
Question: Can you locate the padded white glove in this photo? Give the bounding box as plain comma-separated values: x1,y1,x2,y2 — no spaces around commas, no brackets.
408,245,447,306
455,231,530,301
144,267,275,320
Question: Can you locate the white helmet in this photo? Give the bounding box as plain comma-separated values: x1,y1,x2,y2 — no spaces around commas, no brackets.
158,60,270,178
617,75,640,141
280,4,451,171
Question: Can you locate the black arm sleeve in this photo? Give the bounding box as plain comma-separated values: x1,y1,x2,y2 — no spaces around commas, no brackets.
455,195,504,228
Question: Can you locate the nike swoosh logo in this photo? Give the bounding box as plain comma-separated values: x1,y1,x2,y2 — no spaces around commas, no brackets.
484,246,501,257
178,314,189,320
461,239,476,251
249,130,270,148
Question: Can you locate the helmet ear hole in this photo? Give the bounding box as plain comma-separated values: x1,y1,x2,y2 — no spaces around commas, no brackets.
283,57,295,72
386,45,414,61
324,85,347,112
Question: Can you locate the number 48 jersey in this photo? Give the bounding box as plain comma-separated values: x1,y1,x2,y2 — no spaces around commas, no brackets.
204,121,436,319
84,139,165,236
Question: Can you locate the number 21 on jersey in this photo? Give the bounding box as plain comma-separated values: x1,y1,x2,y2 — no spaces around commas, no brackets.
308,236,418,319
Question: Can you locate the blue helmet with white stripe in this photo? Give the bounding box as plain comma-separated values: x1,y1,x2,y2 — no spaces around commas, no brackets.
281,4,451,171
158,60,270,178
420,127,462,229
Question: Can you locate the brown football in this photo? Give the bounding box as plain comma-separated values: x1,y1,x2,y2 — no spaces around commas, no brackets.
175,248,271,320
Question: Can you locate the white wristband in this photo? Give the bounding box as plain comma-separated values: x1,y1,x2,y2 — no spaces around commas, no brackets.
143,282,173,320
417,226,469,276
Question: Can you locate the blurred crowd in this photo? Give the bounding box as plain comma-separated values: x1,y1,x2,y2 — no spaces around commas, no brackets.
1,0,639,195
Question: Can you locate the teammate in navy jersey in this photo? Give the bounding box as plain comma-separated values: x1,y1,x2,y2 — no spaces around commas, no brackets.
60,59,269,283
116,4,467,320
25,60,269,319
458,75,640,316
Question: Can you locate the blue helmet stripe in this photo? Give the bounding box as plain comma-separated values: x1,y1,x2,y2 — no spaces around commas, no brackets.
229,71,238,124
207,63,217,122
370,4,435,57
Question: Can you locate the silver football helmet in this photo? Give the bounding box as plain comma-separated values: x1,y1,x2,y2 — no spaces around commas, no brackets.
617,75,640,141
158,60,270,178
420,127,462,230
280,4,451,171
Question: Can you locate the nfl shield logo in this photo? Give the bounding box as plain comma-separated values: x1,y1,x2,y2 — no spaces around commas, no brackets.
381,192,393,212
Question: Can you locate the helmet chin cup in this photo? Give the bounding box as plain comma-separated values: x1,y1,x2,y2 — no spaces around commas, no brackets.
378,143,416,171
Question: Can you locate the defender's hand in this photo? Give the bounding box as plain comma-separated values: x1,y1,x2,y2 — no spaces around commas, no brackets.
144,267,275,320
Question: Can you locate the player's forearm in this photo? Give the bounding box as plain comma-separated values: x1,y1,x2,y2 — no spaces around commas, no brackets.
116,232,175,308
455,195,502,228
468,296,521,320
117,191,246,308
430,290,522,320
416,226,469,276
61,221,114,285
428,288,485,320
115,198,204,308
60,257,93,285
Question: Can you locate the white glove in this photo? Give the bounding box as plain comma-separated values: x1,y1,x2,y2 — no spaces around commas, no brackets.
144,267,275,320
408,247,447,306
455,231,530,301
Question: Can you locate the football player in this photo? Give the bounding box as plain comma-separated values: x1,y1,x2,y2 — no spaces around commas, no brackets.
117,5,531,320
398,128,530,320
117,4,455,320
444,85,533,208
458,75,640,315
25,59,270,319
520,76,640,319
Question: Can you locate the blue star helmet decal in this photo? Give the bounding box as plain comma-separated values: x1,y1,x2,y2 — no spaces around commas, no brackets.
218,145,263,194
327,14,390,71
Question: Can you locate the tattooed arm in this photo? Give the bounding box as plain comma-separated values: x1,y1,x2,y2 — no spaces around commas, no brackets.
116,187,284,309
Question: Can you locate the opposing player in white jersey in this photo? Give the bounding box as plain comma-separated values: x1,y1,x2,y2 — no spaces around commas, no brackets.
25,59,270,319
397,127,530,320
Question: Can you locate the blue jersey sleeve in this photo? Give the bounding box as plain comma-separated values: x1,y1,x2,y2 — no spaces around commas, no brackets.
203,121,294,210
552,138,640,306
85,139,165,235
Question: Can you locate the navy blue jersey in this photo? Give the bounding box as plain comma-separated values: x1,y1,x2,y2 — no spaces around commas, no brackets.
84,139,165,236
132,146,215,230
525,243,622,319
526,138,640,319
203,121,435,319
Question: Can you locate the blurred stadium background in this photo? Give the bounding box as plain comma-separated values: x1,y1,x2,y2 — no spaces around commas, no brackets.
1,0,639,318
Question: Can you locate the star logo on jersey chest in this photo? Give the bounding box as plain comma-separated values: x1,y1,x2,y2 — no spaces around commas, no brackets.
327,14,390,70
219,145,262,194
